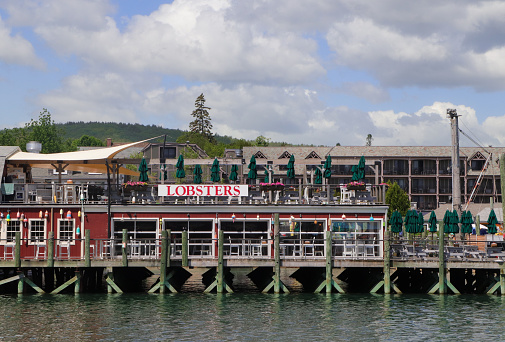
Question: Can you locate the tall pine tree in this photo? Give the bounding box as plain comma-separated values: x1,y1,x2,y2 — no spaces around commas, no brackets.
189,93,213,141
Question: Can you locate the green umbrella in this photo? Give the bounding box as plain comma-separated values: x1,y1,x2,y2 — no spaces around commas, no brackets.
286,155,295,179
487,209,498,234
314,167,322,185
443,209,451,234
229,165,238,182
176,154,185,179
357,155,366,180
451,210,460,234
351,165,359,181
404,210,417,234
264,168,269,183
428,211,437,233
248,155,257,180
417,211,424,234
460,210,473,236
323,155,332,179
138,157,149,182
210,158,220,182
389,210,403,234
193,164,202,184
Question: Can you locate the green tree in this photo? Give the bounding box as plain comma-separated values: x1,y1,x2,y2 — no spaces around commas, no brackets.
26,109,65,153
71,135,105,150
385,182,410,218
366,134,373,146
189,93,213,141
255,135,271,147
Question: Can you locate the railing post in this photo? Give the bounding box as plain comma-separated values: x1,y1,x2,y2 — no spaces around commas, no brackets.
274,213,281,294
438,221,446,294
47,232,54,267
122,229,128,267
383,230,391,294
217,230,224,293
15,232,21,268
325,230,333,293
182,230,188,267
160,230,168,294
85,229,91,267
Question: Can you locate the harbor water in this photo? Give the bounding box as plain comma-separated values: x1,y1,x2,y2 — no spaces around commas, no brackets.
1,293,505,341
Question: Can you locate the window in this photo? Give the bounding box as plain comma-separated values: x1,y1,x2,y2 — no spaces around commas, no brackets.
57,219,75,244
29,219,46,245
4,220,21,244
161,147,176,159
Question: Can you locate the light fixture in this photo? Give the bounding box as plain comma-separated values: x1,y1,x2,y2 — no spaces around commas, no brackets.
342,214,346,220
314,215,317,224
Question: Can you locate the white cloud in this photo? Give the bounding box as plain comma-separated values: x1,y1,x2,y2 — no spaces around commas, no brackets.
337,82,390,103
0,16,44,68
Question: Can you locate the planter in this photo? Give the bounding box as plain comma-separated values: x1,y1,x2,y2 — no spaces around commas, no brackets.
260,185,284,191
346,186,366,191
124,185,148,192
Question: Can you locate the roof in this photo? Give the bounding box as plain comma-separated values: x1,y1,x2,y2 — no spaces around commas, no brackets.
424,203,503,223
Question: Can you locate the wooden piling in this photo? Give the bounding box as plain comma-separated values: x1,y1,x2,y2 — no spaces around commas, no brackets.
167,229,171,268
17,270,23,294
85,229,91,268
122,229,128,267
47,232,54,268
383,230,391,294
274,214,281,294
160,230,168,294
438,221,446,294
182,230,188,267
217,230,224,293
15,232,21,268
501,267,505,296
74,269,81,294
325,230,332,293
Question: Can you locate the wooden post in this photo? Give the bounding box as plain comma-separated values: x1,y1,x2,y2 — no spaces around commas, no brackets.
17,270,23,294
325,230,332,293
501,267,505,296
85,229,91,268
438,221,446,294
274,214,280,294
217,230,224,293
182,230,188,267
14,232,21,268
167,229,171,268
107,268,114,294
160,230,168,294
74,269,81,294
476,215,481,236
383,230,391,294
122,229,128,267
47,232,54,268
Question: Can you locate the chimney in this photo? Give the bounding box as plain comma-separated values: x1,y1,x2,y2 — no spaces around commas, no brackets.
107,138,112,147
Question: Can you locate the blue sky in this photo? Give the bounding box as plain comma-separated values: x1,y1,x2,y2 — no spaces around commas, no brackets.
1,0,505,147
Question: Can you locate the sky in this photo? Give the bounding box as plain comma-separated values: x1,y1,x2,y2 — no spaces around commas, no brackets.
1,0,505,147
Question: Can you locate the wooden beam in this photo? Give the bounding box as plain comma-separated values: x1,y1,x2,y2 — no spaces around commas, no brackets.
105,275,123,294
51,276,78,294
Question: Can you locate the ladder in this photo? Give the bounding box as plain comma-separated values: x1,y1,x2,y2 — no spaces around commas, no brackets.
464,153,492,210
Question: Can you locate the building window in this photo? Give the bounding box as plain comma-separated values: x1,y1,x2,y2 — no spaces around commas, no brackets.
57,219,75,244
161,147,176,159
29,219,46,245
3,220,21,244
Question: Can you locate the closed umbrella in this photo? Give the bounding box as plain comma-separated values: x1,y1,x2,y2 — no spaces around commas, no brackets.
357,155,366,180
460,211,473,236
176,154,185,179
487,209,498,234
314,167,322,185
138,157,149,182
451,210,460,234
211,158,220,182
264,168,269,183
351,165,359,181
193,164,203,184
389,210,403,234
323,155,332,179
286,155,295,180
417,211,424,234
229,165,238,182
404,210,417,234
248,155,257,181
443,210,451,234
428,211,437,240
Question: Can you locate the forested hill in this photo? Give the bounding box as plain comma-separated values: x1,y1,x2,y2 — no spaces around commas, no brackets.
57,122,185,143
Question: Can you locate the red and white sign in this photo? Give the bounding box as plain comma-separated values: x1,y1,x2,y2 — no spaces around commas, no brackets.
158,184,249,197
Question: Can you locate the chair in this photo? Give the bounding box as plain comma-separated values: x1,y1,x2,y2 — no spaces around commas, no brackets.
292,243,302,257
343,240,354,257
3,245,14,260
130,240,141,257
59,241,71,259
35,243,46,259
303,238,315,257
229,237,240,256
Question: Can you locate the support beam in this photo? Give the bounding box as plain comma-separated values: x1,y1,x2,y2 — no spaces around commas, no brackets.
182,230,188,267
325,230,332,293
74,270,81,294
160,230,168,294
217,230,224,293
274,214,281,293
122,229,128,267
51,276,78,294
383,230,391,294
15,232,21,268
47,232,54,267
85,229,91,267
438,221,446,294
105,274,123,294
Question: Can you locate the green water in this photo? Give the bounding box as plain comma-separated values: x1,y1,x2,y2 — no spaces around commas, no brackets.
0,293,504,341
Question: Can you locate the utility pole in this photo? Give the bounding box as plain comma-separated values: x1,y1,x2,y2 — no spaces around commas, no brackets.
447,109,462,215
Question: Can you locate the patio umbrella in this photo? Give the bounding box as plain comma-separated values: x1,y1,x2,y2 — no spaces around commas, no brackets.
460,210,473,236
443,209,451,234
138,157,149,182
404,210,417,234
248,155,257,180
193,164,203,184
351,165,359,181
323,155,332,179
286,155,295,180
211,158,220,182
176,154,185,179
389,210,403,234
428,211,437,233
357,155,366,180
264,168,269,183
487,209,498,234
417,211,424,234
229,165,238,182
451,210,460,234
314,167,322,185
